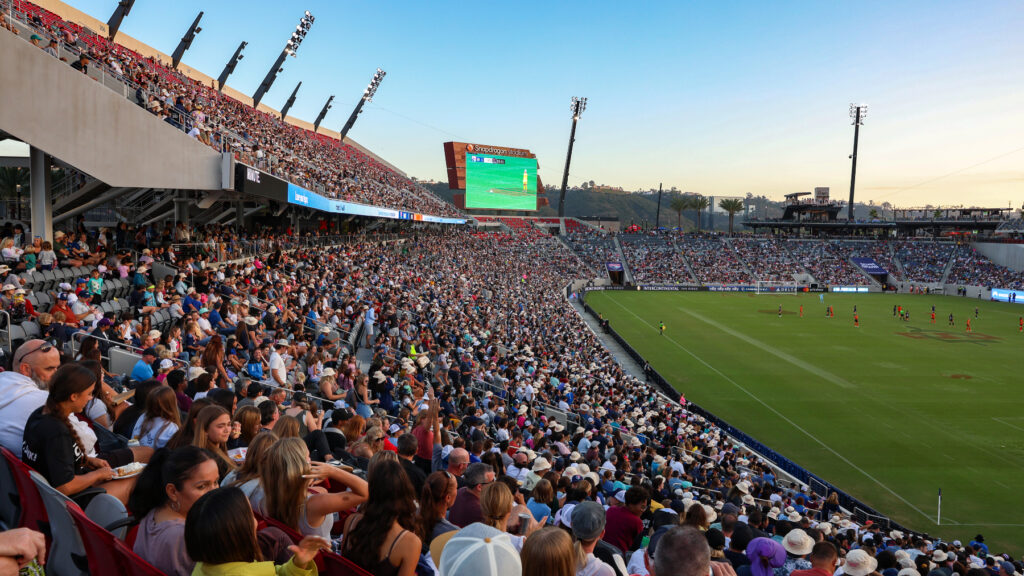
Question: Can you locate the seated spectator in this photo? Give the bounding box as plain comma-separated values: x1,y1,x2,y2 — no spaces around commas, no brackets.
132,348,158,382
259,437,366,539
224,431,277,505
0,340,61,456
522,526,576,576
341,458,421,576
449,462,494,527
185,486,329,576
132,386,182,449
189,405,236,480
436,522,522,576
22,363,136,504
129,446,220,576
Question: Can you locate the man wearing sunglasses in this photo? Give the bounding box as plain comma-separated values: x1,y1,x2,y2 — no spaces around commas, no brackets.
0,340,62,457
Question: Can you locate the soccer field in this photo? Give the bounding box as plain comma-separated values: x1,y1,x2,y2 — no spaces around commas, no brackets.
586,290,1024,553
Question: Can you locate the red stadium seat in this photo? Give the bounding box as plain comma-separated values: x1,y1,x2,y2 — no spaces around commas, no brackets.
67,503,165,576
0,447,49,538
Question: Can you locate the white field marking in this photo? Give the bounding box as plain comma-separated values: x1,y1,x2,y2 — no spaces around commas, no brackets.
605,297,937,524
994,480,1011,490
992,417,1024,433
679,308,856,389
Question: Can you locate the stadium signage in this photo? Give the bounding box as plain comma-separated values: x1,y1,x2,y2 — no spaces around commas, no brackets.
637,285,702,291
851,257,887,274
708,285,758,292
606,262,624,272
466,144,530,157
235,163,288,197
990,288,1023,304
285,183,466,225
831,286,869,293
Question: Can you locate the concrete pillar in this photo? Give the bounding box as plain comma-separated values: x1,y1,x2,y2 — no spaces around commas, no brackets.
29,146,52,242
174,190,190,225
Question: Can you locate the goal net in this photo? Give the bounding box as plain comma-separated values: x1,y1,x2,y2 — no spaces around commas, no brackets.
756,281,800,294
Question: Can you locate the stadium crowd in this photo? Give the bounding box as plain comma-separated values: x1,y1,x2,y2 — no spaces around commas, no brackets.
619,235,695,284
947,246,1024,290
679,235,754,285
565,231,623,280
730,239,803,283
788,241,867,287
0,217,1019,575
5,0,461,219
894,242,955,284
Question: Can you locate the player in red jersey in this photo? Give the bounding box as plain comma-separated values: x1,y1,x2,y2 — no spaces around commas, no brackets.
854,313,859,327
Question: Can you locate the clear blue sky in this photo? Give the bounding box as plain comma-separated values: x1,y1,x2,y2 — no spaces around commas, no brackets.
67,0,1024,207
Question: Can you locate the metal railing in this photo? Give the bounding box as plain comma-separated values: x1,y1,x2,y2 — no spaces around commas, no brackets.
71,330,189,373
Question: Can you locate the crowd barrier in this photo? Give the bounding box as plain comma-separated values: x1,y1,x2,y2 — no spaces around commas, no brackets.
579,291,909,534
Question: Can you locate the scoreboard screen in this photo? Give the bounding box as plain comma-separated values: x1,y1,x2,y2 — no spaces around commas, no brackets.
464,153,538,211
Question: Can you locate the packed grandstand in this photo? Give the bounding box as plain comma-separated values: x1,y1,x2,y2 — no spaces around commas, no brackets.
3,2,1024,576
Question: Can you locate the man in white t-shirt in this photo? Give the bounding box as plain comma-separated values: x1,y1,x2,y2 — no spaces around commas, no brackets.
363,304,376,348
268,340,289,387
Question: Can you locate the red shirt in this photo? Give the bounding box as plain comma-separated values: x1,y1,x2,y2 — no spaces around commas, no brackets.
792,568,834,576
412,424,434,460
603,505,642,553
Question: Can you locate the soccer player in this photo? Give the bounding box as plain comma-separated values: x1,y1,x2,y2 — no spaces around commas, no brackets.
893,304,897,318
854,313,859,327
523,168,528,192
931,311,936,324
778,304,782,318
948,313,954,326
819,293,824,305
799,304,804,318
966,318,972,333
975,306,979,319
931,304,936,314
853,305,858,314
1019,316,1022,332
659,321,666,336
829,305,834,318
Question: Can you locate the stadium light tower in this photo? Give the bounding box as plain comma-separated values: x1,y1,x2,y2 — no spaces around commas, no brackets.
847,103,868,221
217,41,247,92
106,0,135,41
170,11,204,70
558,96,587,218
252,10,315,108
280,81,302,119
339,68,386,143
313,95,334,133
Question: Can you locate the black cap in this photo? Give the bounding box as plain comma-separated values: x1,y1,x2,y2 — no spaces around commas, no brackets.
142,347,157,357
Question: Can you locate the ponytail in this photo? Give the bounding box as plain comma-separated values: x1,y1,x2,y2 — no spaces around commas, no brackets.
44,363,97,460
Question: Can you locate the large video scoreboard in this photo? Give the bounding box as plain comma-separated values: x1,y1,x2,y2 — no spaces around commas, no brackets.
443,142,544,211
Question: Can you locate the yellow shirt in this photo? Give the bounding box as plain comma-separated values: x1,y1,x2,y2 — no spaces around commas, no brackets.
191,557,317,576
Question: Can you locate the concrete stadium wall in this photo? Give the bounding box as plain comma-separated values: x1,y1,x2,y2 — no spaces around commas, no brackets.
972,242,1024,273
0,30,223,190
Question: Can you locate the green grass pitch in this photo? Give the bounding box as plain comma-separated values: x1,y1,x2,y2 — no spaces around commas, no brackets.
585,290,1024,553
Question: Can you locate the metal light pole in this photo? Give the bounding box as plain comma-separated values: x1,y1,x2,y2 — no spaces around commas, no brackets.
339,68,386,143
280,81,301,119
170,11,203,69
217,41,247,92
252,11,314,108
313,95,334,133
106,0,135,41
558,96,587,218
655,182,663,229
847,103,868,221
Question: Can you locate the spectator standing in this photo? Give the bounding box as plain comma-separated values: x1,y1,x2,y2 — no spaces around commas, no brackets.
603,486,647,555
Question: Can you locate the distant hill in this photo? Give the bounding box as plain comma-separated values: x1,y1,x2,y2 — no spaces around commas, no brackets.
423,183,699,229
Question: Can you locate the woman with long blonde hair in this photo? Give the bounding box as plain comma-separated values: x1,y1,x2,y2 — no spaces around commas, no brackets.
260,438,367,539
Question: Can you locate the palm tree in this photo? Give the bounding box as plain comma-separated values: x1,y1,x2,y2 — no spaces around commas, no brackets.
718,198,744,236
692,195,710,232
869,208,879,221
0,168,29,220
669,196,690,230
